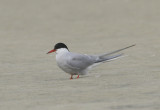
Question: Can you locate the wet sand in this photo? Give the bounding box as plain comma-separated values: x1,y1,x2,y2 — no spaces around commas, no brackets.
0,0,160,110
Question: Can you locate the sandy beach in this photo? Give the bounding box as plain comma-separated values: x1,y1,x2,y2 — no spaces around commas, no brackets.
0,0,160,110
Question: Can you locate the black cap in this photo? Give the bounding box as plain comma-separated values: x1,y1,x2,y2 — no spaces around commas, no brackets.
54,43,69,50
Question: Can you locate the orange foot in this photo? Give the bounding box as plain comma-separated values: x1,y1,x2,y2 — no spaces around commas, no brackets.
70,75,79,79
70,75,73,80
77,75,79,79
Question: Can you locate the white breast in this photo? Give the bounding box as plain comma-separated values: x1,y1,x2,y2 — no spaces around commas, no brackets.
55,48,74,74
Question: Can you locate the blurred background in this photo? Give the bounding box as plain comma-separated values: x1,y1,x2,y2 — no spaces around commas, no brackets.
0,0,160,110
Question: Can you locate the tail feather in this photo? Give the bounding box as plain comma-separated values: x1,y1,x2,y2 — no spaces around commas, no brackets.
95,53,124,63
99,44,135,59
88,44,135,68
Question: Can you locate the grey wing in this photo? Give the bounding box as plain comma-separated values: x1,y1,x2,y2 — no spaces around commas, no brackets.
66,53,97,70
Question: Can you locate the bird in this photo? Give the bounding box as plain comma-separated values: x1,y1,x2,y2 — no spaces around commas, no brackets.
47,43,135,79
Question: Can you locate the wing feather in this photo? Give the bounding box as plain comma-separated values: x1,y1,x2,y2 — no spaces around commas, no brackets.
66,53,96,70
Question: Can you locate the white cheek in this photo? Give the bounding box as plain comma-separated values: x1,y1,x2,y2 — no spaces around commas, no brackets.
55,49,61,54
56,48,69,54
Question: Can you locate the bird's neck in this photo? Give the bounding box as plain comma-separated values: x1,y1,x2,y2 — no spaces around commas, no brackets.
56,48,69,55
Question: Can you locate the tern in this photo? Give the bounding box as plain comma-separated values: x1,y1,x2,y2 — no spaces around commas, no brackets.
47,43,135,79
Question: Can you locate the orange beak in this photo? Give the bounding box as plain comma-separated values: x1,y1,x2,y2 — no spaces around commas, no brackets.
47,49,56,54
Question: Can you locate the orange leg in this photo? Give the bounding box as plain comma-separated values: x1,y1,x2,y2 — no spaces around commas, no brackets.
70,75,73,80
77,75,79,79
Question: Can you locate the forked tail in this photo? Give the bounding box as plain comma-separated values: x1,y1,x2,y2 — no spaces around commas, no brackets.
95,44,135,63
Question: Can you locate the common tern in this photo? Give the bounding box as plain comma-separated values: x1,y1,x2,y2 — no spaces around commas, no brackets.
47,43,135,79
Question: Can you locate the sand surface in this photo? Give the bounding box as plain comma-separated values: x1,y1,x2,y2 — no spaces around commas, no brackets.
0,0,160,110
